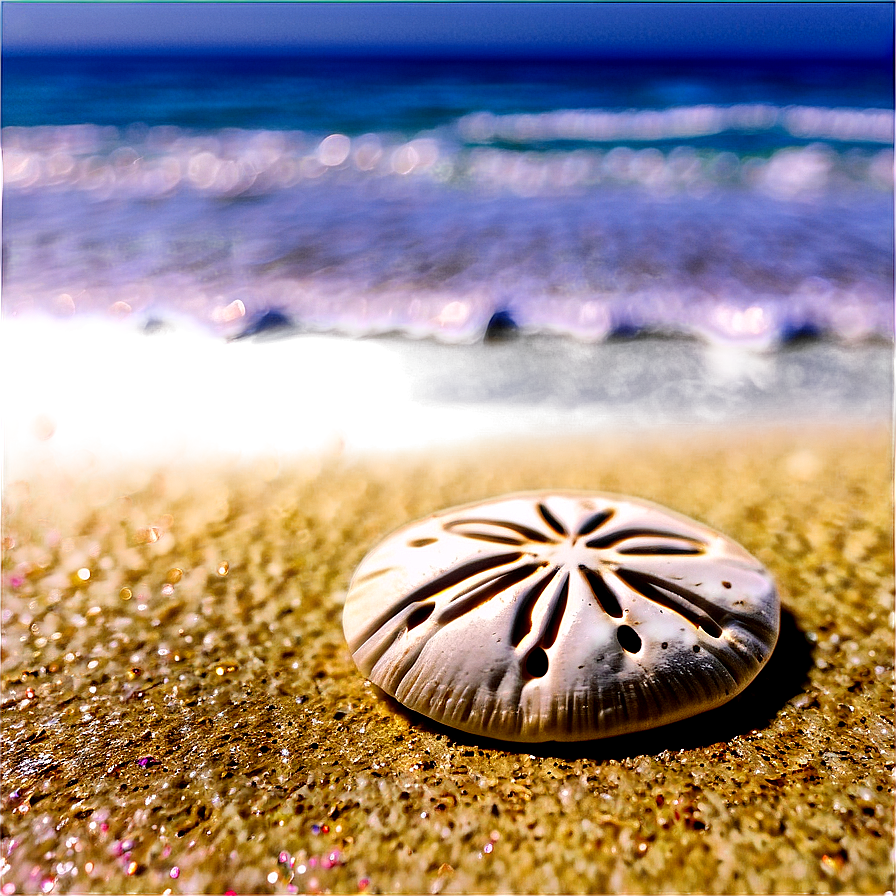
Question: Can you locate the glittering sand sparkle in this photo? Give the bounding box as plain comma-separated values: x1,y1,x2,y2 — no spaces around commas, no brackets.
1,426,893,894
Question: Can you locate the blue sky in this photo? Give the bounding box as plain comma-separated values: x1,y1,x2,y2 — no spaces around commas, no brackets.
2,2,893,59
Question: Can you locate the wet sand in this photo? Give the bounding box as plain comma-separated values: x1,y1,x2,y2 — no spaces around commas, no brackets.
2,424,893,894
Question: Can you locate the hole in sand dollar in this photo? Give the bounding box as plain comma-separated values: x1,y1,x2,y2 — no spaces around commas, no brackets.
616,624,643,654
524,646,550,679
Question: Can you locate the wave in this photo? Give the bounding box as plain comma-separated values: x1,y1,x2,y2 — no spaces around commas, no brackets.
2,110,893,347
6,278,896,353
3,101,893,201
459,104,894,145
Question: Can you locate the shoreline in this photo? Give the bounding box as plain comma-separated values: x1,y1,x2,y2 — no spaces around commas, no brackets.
3,316,892,480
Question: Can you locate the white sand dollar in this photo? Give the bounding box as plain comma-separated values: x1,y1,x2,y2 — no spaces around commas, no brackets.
344,492,779,742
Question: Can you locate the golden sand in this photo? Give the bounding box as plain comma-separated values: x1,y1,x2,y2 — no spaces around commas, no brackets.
2,424,893,894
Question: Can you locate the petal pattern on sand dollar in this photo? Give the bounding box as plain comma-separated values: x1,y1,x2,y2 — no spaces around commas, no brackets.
343,491,779,743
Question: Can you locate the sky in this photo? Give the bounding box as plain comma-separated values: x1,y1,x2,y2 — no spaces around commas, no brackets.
2,2,893,59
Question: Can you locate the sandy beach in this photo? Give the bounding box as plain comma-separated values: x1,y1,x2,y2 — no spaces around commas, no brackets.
3,11,894,892
2,422,892,894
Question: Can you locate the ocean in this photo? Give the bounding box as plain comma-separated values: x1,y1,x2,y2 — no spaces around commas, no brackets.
2,53,893,468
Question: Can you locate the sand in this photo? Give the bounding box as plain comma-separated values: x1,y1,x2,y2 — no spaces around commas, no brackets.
2,424,893,895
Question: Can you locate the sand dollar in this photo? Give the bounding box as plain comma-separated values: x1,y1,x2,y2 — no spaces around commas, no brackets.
343,491,779,742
